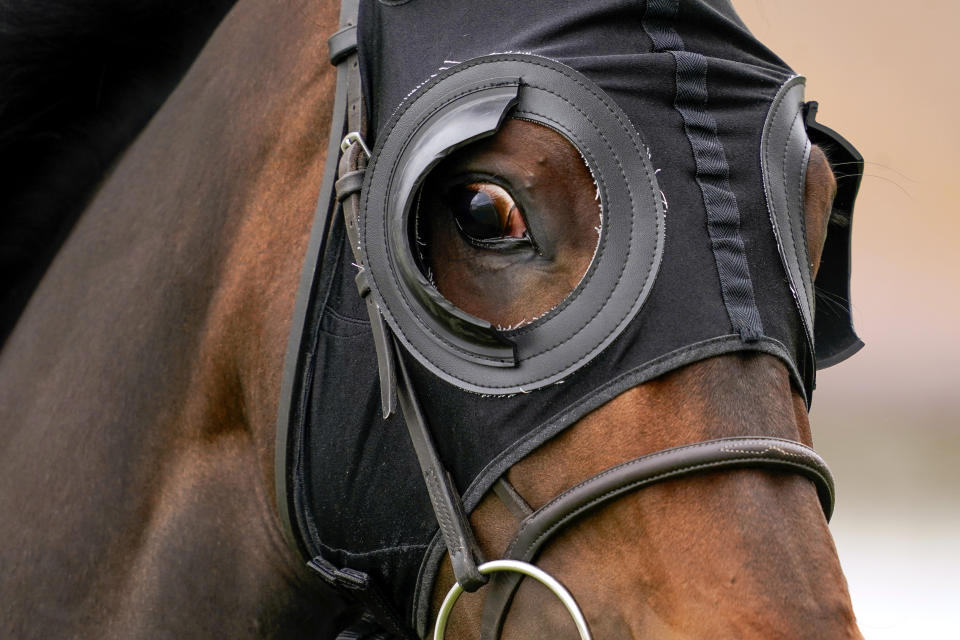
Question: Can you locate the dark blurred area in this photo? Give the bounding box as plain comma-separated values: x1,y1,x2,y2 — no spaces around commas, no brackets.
0,0,238,344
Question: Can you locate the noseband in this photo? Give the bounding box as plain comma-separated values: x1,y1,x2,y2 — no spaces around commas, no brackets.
432,435,832,640
276,1,839,637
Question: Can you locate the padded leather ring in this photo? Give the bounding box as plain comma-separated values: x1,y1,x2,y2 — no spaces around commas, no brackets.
360,54,665,394
762,76,815,378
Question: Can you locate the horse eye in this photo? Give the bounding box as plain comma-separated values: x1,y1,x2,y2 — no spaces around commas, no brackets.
445,183,526,241
449,187,502,239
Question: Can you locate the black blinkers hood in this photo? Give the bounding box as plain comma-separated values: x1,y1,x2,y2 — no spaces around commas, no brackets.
360,55,665,393
287,0,864,635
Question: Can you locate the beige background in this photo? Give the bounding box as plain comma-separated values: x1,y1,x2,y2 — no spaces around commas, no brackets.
734,1,959,636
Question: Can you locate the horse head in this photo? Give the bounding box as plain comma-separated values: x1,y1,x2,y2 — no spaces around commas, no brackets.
0,1,865,638
278,2,865,638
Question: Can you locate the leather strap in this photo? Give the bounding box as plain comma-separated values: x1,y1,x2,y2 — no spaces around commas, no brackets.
394,353,488,592
479,436,834,639
328,25,357,66
274,0,422,635
492,478,533,521
335,91,486,598
337,145,397,418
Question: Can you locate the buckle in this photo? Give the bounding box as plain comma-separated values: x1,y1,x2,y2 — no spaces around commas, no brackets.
341,131,371,158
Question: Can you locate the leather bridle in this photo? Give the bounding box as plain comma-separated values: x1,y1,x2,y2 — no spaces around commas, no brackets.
275,1,837,637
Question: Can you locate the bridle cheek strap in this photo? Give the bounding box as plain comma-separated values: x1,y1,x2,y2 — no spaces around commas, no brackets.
478,436,835,639
338,141,488,593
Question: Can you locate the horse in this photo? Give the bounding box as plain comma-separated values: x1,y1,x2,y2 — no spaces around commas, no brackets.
0,1,864,638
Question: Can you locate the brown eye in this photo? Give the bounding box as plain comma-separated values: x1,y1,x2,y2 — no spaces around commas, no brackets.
446,183,527,241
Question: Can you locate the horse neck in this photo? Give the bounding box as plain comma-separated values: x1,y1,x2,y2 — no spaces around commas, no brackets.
43,0,337,501
0,0,340,634
440,355,862,639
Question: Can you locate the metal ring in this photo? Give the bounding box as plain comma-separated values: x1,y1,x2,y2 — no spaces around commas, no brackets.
433,560,592,640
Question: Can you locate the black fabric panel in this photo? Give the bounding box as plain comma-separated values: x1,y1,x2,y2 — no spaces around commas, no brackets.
301,219,435,597
642,0,765,342
674,0,792,72
670,49,765,342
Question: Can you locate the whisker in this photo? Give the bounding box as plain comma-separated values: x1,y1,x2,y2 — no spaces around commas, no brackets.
814,286,851,317
841,172,914,200
825,168,913,201
829,160,917,183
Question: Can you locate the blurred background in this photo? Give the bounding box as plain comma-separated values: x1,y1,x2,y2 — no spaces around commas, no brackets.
735,1,959,636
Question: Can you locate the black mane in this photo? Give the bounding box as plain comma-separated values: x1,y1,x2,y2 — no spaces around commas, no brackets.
0,0,237,344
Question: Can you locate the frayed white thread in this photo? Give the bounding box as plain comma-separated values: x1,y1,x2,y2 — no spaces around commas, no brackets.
495,319,527,331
